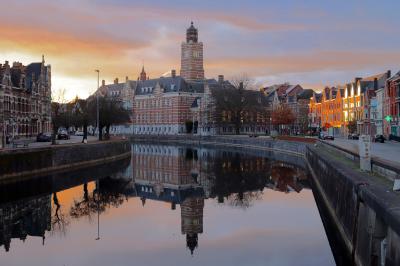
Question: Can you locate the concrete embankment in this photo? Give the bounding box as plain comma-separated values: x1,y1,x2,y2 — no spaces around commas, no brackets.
0,140,131,183
131,135,308,169
307,144,400,266
131,135,308,155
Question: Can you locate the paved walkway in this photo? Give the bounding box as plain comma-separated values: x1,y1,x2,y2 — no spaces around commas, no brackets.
328,137,400,166
2,135,98,150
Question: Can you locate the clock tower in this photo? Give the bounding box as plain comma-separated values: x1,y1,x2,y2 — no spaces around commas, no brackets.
180,22,204,82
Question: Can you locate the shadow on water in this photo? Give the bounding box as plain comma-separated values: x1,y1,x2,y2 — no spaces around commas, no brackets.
0,143,349,265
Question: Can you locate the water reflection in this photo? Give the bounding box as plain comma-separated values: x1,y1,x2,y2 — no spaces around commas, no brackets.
0,144,328,266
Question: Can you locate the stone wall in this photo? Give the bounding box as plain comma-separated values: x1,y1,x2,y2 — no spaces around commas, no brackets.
0,140,131,182
132,135,307,157
306,145,400,266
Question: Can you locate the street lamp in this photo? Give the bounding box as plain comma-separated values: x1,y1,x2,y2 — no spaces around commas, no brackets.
95,70,100,140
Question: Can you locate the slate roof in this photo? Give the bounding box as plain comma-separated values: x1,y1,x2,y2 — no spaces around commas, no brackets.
388,71,400,82
10,68,22,88
103,83,125,92
361,72,388,82
135,76,199,95
134,76,236,96
315,93,322,102
297,89,314,100
25,63,47,92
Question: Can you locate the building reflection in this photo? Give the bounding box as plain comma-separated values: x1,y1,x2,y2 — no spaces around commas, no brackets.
0,144,308,254
131,144,309,254
0,195,51,252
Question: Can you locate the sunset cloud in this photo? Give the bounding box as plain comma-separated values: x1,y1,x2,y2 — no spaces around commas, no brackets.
0,0,399,100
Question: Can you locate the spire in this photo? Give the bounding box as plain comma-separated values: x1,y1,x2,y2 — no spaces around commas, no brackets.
139,63,147,81
42,54,45,64
186,233,198,255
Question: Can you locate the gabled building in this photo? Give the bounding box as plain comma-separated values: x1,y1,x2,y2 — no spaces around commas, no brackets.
309,71,391,136
97,76,136,135
262,83,310,134
318,86,343,135
133,72,205,135
132,22,270,136
385,71,400,137
0,56,52,146
309,91,322,131
355,71,390,135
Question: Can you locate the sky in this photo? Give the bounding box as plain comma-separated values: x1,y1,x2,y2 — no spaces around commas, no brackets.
0,0,399,100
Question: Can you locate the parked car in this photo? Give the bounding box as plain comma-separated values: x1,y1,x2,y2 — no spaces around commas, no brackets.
348,133,359,140
75,131,84,136
36,133,52,142
374,134,385,143
319,132,334,140
57,130,70,140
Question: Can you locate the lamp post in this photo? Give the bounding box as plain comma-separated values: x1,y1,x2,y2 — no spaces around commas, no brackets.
95,70,100,140
95,180,100,241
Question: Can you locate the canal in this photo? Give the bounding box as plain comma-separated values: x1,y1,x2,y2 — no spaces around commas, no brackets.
0,144,336,266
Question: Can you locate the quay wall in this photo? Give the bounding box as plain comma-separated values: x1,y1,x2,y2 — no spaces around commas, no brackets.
0,140,131,183
306,145,400,266
131,135,307,169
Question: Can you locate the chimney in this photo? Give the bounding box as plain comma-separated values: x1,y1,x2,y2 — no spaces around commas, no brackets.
171,69,176,78
387,70,391,79
102,80,105,86
114,78,119,84
374,78,378,90
239,82,244,90
218,75,224,83
126,76,129,82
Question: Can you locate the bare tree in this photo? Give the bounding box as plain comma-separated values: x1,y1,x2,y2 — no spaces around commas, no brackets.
50,192,70,237
212,74,266,134
88,96,130,141
51,88,68,145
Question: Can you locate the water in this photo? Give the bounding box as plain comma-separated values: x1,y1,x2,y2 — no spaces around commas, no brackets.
0,144,336,266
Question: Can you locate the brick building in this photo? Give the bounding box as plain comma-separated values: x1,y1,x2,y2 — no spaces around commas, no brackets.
0,56,52,147
385,71,400,137
180,22,204,82
132,22,273,136
131,144,206,254
132,72,204,135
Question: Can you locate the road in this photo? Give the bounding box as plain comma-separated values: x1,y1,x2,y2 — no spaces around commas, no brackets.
329,137,400,166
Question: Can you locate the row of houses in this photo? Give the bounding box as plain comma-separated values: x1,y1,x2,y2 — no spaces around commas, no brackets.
262,83,313,134
309,70,400,138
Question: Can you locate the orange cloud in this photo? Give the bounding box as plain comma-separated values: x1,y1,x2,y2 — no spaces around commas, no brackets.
206,50,400,77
